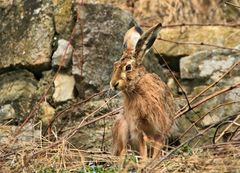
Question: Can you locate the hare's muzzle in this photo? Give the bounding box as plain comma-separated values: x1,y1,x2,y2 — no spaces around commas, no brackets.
110,81,119,91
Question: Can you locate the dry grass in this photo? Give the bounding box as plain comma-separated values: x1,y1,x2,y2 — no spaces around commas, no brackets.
1,1,240,172
148,143,240,173
1,134,240,172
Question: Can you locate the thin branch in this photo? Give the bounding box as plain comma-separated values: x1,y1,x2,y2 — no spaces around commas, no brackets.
171,101,240,145
78,92,120,127
215,114,240,143
100,116,106,151
44,89,107,136
145,120,217,172
142,23,240,28
175,61,240,118
225,1,240,8
158,38,240,51
146,113,240,172
175,82,240,119
64,107,122,140
13,2,82,139
153,47,192,110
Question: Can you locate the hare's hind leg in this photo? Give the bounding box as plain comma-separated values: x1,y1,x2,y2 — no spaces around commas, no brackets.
152,135,164,159
112,115,129,156
139,135,147,159
152,141,163,159
143,135,163,159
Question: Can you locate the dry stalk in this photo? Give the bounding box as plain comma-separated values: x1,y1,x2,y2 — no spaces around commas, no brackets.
171,101,240,145
78,92,120,128
153,46,192,110
158,37,240,51
142,23,240,28
45,89,107,136
175,61,240,118
13,0,84,139
225,1,240,8
213,120,240,144
145,112,240,172
202,141,240,149
214,114,240,143
175,82,240,119
144,126,211,172
64,106,122,140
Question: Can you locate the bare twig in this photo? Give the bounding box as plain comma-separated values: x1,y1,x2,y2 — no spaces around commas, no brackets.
175,61,240,118
13,1,82,139
45,89,107,136
175,82,240,119
215,114,240,143
158,38,240,51
225,1,240,8
202,141,240,149
171,101,240,145
64,107,122,140
146,113,240,172
153,47,192,110
145,121,216,172
142,23,240,28
100,116,106,151
78,92,120,127
213,120,240,144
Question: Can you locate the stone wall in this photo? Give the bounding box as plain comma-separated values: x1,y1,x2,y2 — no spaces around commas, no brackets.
0,0,239,148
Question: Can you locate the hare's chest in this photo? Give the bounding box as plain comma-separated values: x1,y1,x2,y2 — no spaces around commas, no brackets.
124,107,151,132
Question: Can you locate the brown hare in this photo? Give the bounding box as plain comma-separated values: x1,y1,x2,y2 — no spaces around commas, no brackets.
110,23,175,159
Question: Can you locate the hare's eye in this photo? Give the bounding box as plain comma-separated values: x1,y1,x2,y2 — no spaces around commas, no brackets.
125,64,132,71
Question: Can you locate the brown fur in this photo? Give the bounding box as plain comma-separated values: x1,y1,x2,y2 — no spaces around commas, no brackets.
112,113,129,156
110,23,175,158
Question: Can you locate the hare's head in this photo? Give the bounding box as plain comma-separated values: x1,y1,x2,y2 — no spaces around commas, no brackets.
110,23,162,91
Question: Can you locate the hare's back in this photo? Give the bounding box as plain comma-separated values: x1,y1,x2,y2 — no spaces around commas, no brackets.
139,73,175,118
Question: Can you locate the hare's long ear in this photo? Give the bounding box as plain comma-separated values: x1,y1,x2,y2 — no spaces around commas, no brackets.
133,23,162,63
123,26,143,53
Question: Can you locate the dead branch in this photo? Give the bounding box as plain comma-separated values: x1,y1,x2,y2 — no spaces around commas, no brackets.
145,122,217,172
142,23,240,28
171,101,240,145
213,120,240,144
214,114,240,143
146,112,240,172
63,107,122,140
175,82,240,119
153,47,192,110
45,89,107,136
13,6,81,139
78,92,120,127
175,61,240,118
158,37,240,51
202,141,240,149
225,1,240,8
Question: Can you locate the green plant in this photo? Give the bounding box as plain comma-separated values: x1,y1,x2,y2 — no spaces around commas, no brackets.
78,164,117,173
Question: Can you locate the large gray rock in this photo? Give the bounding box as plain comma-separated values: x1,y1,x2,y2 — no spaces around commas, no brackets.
180,49,240,82
72,4,165,97
0,70,38,123
0,0,54,70
179,47,240,129
0,69,57,125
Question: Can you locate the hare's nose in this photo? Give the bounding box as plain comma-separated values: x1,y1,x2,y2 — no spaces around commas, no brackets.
113,82,119,90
